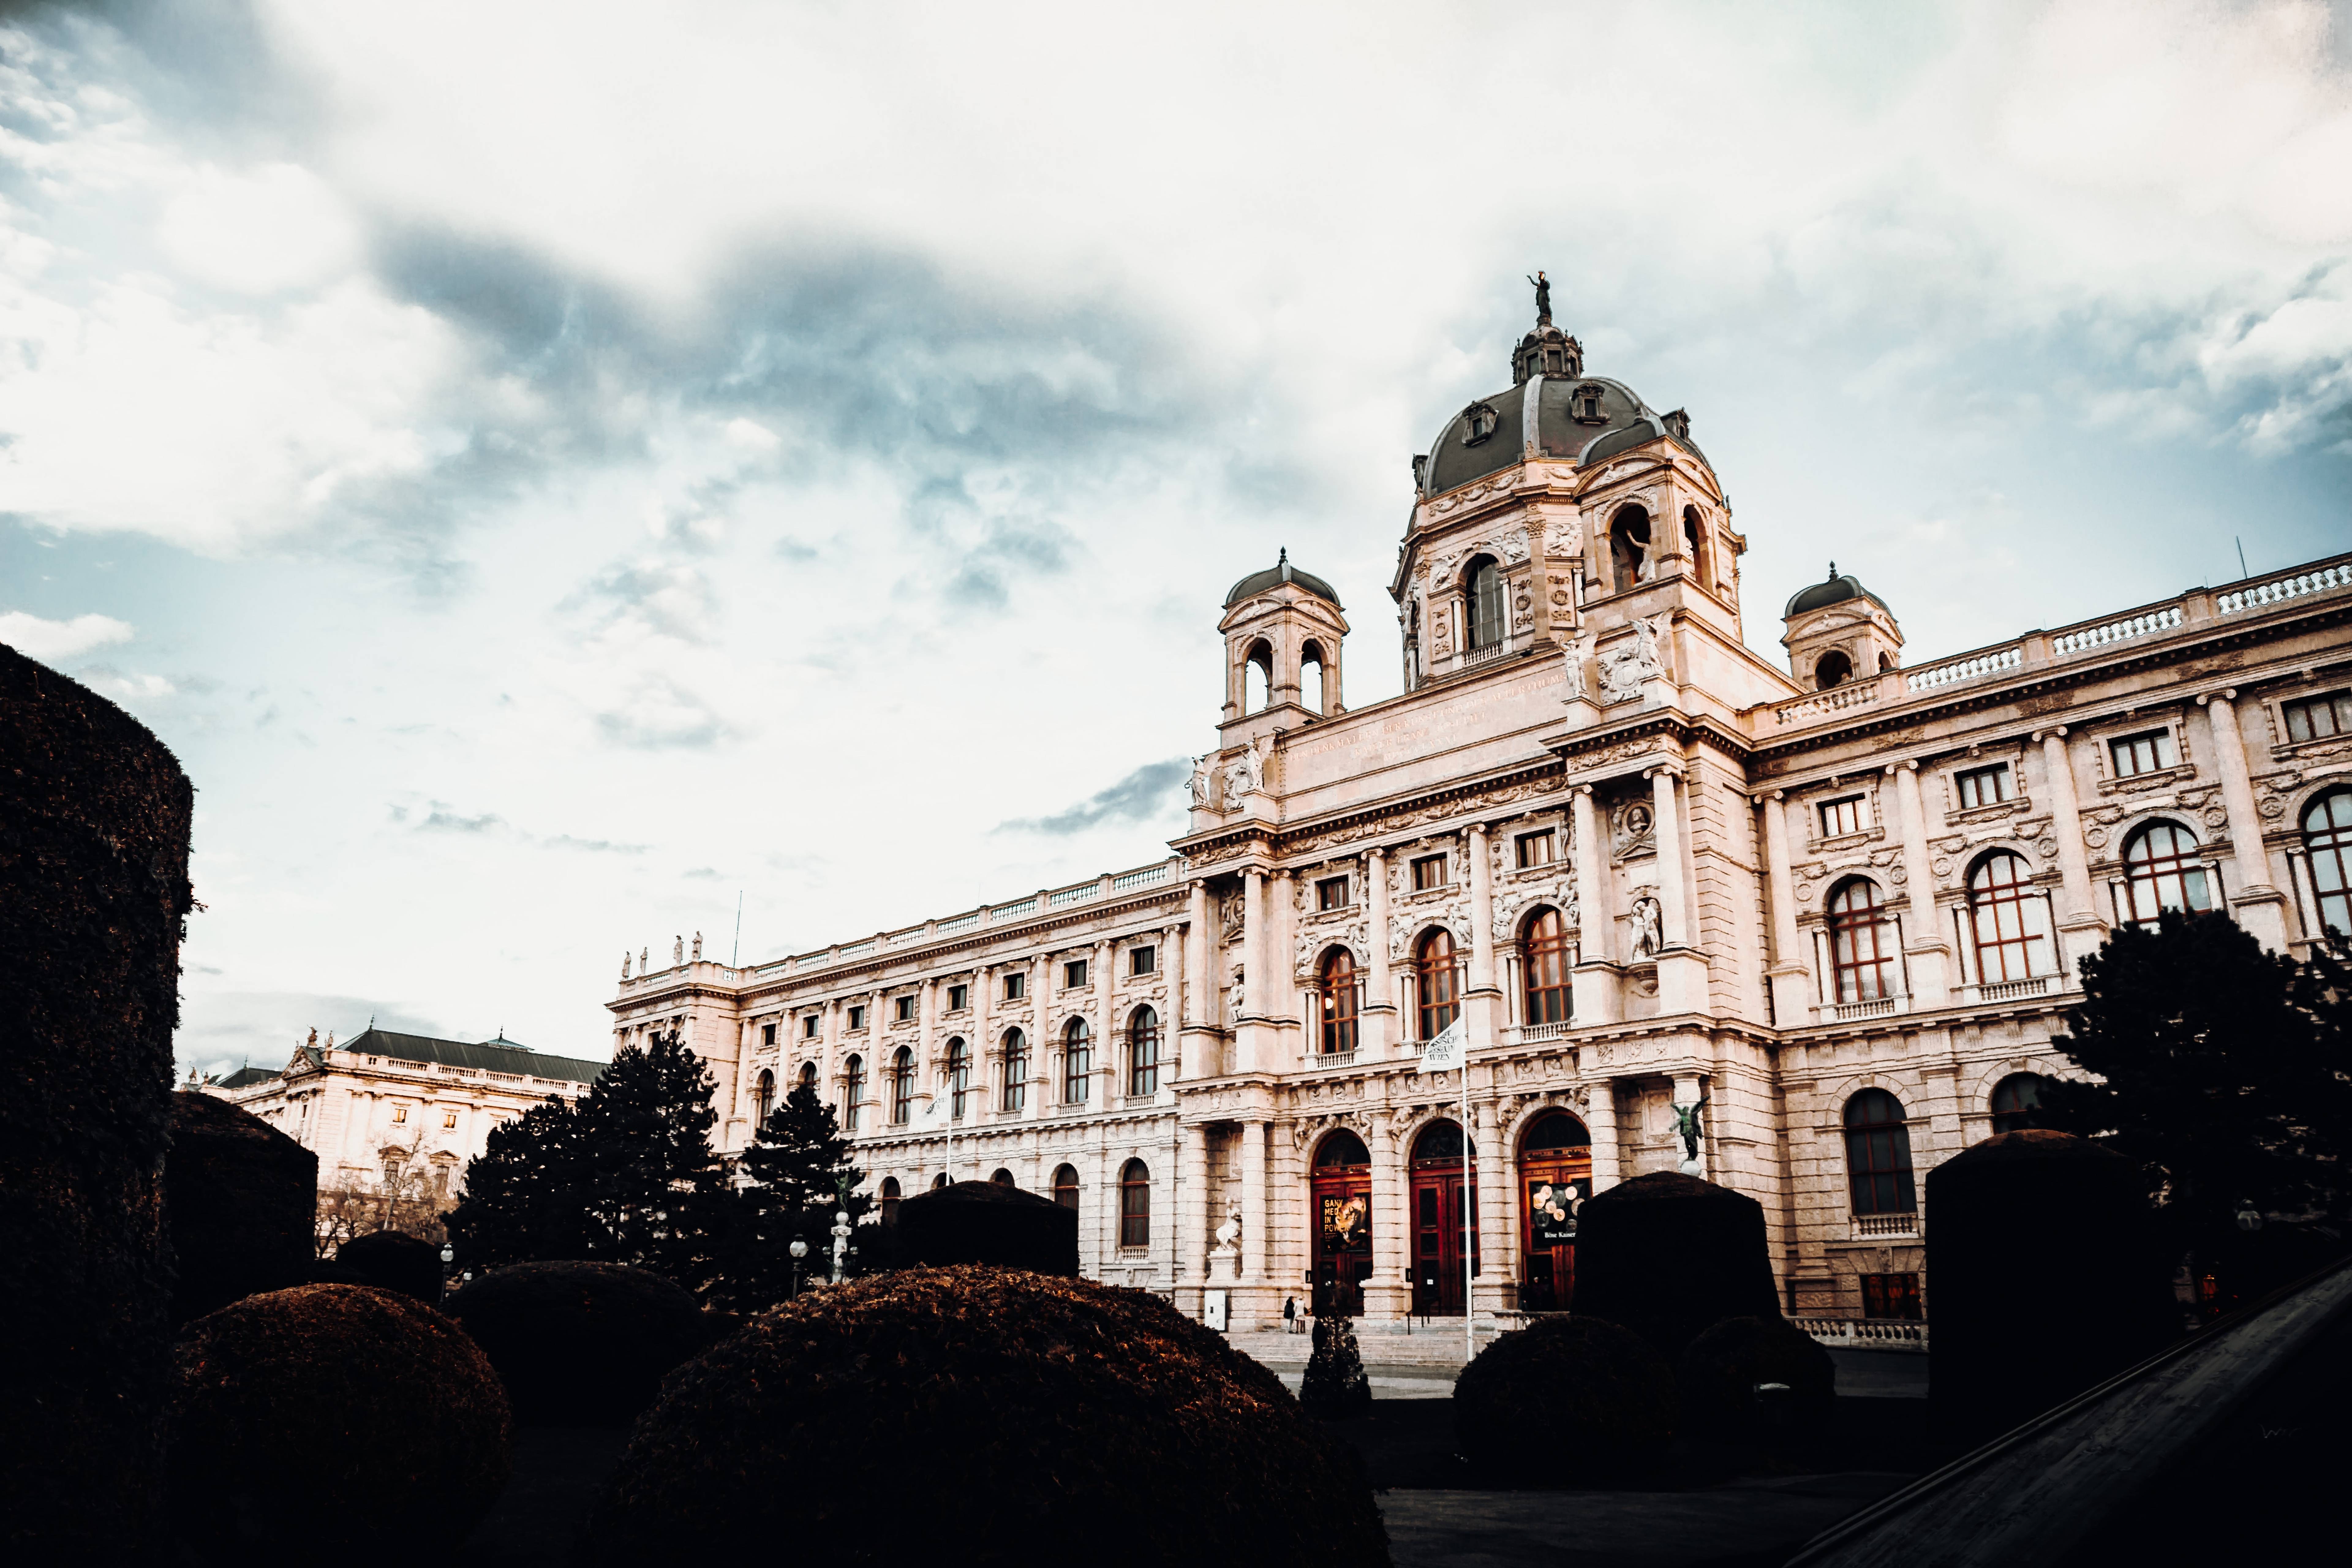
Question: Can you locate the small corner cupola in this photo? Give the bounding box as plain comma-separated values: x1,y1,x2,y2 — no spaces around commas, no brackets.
1223,546,1343,610
1780,561,1904,690
1218,546,1349,726
1511,270,1584,385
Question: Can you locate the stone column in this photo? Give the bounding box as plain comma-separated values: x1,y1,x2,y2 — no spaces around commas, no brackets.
1367,1116,1407,1319
1647,766,1706,1012
1179,1121,1209,1297
1185,881,1209,1027
1364,847,1396,1054
1468,823,1498,991
1889,761,1949,1005
1029,956,1049,1118
974,964,994,1120
1570,784,1620,1024
1759,791,1815,1023
1240,1118,1268,1303
2036,727,2106,961
1242,869,1265,1016
1093,939,1114,1102
1472,1093,1510,1314
1585,1079,1621,1192
919,976,939,1112
2200,689,2290,950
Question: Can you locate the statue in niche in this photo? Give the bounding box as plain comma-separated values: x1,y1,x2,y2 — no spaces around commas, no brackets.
1671,1095,1707,1174
1229,966,1246,1018
1561,632,1593,703
1630,894,1663,958
1189,753,1214,808
692,931,703,962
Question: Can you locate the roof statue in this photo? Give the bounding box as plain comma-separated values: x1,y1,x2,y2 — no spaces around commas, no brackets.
1527,269,1552,326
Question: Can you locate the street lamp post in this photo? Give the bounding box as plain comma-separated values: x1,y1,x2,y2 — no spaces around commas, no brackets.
789,1237,809,1298
438,1242,455,1306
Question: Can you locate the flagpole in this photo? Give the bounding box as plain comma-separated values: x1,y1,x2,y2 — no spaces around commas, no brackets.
1462,1055,1472,1367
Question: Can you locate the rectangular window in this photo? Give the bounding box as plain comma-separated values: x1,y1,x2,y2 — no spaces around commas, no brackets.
2109,729,2175,778
2283,691,2352,743
442,1110,457,1129
947,983,968,1012
848,1005,866,1031
802,1014,819,1039
761,1022,778,1047
1004,972,1026,1001
1317,875,1350,911
391,1106,407,1124
1820,795,1867,839
1515,829,1556,869
1064,959,1089,990
1411,853,1449,891
1860,1272,1924,1321
1954,764,2012,810
1129,945,1156,977
895,995,917,1023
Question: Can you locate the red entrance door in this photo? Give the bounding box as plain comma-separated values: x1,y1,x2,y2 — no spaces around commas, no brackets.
1408,1119,1478,1317
1517,1109,1592,1311
1310,1130,1372,1317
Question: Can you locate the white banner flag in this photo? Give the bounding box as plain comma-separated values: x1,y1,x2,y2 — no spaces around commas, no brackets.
1416,1016,1467,1073
920,1090,950,1126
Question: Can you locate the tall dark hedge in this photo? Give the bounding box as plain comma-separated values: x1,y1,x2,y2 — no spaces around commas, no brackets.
0,643,193,1564
1929,1129,2181,1445
166,1091,317,1323
335,1228,445,1304
896,1179,1080,1275
583,1267,1391,1566
1573,1171,1781,1360
446,1260,709,1424
1453,1315,1677,1481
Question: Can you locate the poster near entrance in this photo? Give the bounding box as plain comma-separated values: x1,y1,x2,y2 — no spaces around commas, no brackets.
1311,1129,1373,1317
1527,1175,1589,1246
1518,1108,1593,1312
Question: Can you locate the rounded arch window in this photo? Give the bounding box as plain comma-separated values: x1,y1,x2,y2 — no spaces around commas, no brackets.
1825,878,1897,1003
931,1173,948,1190
796,1061,816,1091
2120,820,2211,926
2301,787,2352,938
1608,505,1651,593
1317,947,1360,1056
1990,1072,2054,1136
1315,1129,1370,1168
1815,649,1854,690
1000,1027,1028,1113
1968,851,2054,983
753,1068,775,1125
1302,638,1330,714
1843,1088,1915,1216
1681,504,1710,589
945,1036,971,1118
1062,1018,1092,1104
990,1167,1016,1188
1243,638,1273,714
1052,1163,1080,1211
1518,1108,1590,1154
1118,1158,1151,1248
879,1174,901,1226
1466,555,1506,650
1411,1118,1472,1165
1128,1005,1161,1097
889,1046,915,1125
842,1054,865,1132
1415,928,1461,1041
1521,906,1572,1025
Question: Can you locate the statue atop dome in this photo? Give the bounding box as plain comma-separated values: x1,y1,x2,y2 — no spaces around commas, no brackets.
1527,270,1552,326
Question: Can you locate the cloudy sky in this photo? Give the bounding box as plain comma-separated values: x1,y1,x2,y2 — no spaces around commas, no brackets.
3,0,2347,1076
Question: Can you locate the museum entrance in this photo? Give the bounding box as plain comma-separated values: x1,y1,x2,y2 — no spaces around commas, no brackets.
1517,1109,1592,1311
1310,1129,1372,1317
1409,1118,1479,1317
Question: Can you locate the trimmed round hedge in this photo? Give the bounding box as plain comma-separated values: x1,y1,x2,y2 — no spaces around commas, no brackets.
1675,1315,1836,1443
1573,1171,1781,1361
446,1261,707,1424
166,1091,318,1325
1453,1315,1677,1481
335,1229,445,1304
168,1284,511,1563
582,1266,1391,1566
896,1179,1080,1275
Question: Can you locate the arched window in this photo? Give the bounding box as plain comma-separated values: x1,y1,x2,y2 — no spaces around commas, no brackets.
1415,928,1460,1042
1317,948,1359,1055
842,1054,865,1132
880,1175,901,1226
945,1037,971,1119
1826,879,1898,1002
1608,505,1650,594
1052,1163,1080,1211
890,1046,915,1125
1521,906,1572,1025
1243,639,1272,714
1119,1158,1151,1248
1302,639,1329,714
990,1167,1016,1188
2302,788,2352,938
1815,649,1853,690
1001,1028,1028,1113
931,1173,948,1189
1467,557,1506,650
1968,852,2054,983
1062,1018,1092,1103
797,1062,816,1091
2120,820,2212,926
1682,505,1710,590
1844,1089,1916,1216
1315,1129,1371,1167
1128,1006,1161,1096
1990,1072,2054,1136
753,1069,775,1125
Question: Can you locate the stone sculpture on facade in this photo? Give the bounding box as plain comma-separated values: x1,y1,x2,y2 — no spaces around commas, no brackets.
1189,753,1214,808
1561,632,1592,703
692,932,703,962
672,935,684,968
1671,1096,1706,1175
1222,736,1268,806
639,947,649,975
621,952,631,980
1630,894,1664,958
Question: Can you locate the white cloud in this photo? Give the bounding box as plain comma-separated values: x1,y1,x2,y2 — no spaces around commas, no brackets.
0,609,134,659
157,162,361,295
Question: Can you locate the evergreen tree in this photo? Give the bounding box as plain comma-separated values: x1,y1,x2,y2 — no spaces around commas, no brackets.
573,1029,726,1282
445,1097,588,1270
708,1079,869,1311
2044,911,2352,1260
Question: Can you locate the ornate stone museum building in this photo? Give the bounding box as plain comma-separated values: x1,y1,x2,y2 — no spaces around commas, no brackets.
612,295,2352,1333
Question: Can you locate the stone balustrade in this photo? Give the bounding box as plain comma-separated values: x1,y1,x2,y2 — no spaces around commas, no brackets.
1793,1316,1929,1351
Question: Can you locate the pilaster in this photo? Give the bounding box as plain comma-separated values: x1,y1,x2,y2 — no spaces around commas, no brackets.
2036,727,2108,961
1570,784,1623,1024
1889,761,1950,1006
1759,790,1815,1023
2200,689,2290,951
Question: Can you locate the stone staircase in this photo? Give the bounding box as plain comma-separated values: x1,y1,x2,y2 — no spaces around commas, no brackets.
1224,1320,1506,1371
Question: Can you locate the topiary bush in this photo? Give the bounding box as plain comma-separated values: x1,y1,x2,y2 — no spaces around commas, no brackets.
1300,1314,1374,1418
582,1266,1391,1566
1453,1315,1677,1481
895,1179,1079,1275
1675,1315,1837,1444
167,1284,511,1564
165,1091,318,1325
0,644,193,1562
1573,1171,1781,1361
446,1260,707,1425
335,1229,445,1304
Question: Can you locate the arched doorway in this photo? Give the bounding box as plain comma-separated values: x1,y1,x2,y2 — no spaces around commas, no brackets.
1409,1119,1478,1317
1310,1129,1372,1317
1517,1110,1592,1311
